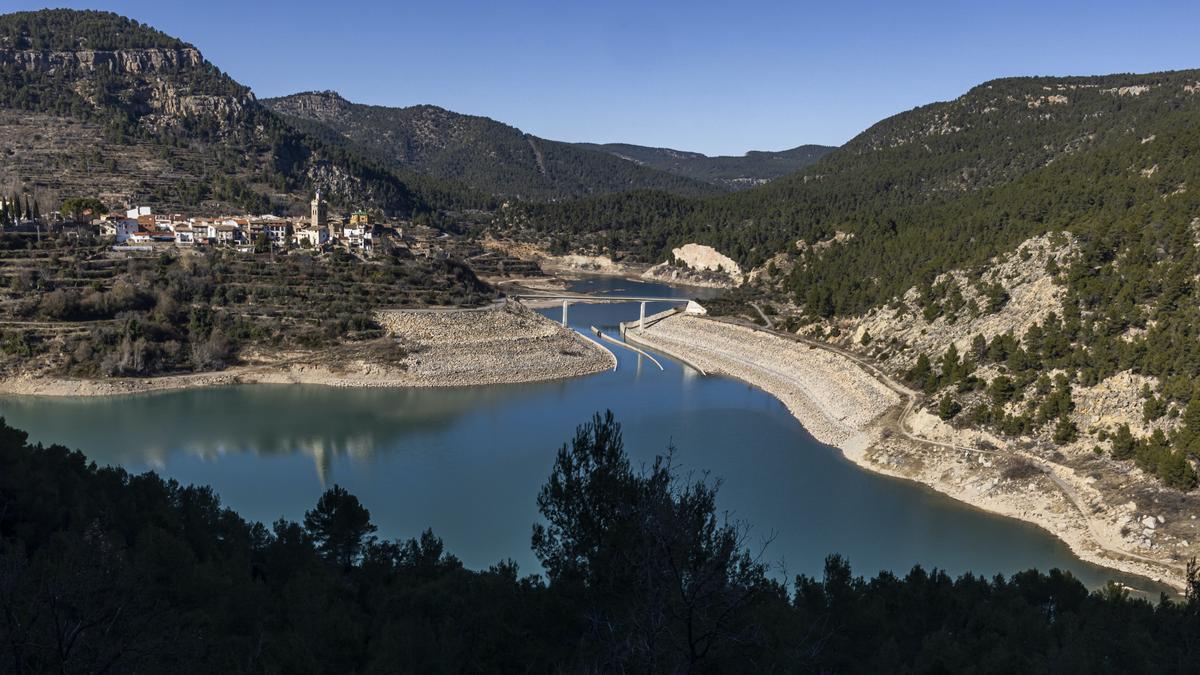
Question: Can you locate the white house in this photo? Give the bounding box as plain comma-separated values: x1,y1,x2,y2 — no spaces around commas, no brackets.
103,218,141,243
173,225,195,245
214,224,240,245
293,226,329,248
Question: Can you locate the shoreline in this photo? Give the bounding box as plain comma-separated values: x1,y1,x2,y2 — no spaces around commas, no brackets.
0,303,616,398
3,279,1186,590
628,314,1189,592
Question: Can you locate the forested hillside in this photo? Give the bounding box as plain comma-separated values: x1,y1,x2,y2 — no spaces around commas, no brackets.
264,91,724,200
506,69,1200,492
510,69,1200,275
0,10,491,215
2,411,1197,673
574,142,834,190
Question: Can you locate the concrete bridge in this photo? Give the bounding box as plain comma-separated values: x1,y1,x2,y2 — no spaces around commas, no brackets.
509,293,693,328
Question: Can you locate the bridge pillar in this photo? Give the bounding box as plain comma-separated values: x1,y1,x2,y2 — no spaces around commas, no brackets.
561,300,570,327
639,301,647,330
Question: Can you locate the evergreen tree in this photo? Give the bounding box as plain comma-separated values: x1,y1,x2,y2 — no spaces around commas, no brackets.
970,333,987,361
938,394,962,420
1111,424,1136,460
905,353,932,391
1053,415,1079,445
941,343,960,381
303,484,378,569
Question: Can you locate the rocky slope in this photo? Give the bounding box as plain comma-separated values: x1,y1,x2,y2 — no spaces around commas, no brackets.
642,243,744,288
632,312,1195,590
817,233,1200,578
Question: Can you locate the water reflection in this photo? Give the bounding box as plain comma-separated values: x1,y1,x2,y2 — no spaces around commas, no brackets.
1,380,575,485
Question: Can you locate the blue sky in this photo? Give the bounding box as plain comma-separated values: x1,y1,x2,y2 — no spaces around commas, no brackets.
9,1,1200,154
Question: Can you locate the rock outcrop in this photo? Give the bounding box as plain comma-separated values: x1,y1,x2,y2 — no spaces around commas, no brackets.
672,243,741,278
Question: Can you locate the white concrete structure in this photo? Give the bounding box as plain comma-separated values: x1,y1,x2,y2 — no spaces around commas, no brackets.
294,226,329,248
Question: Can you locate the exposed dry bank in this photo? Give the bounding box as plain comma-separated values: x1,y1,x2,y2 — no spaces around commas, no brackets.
629,314,1190,591
630,314,899,447
0,302,614,396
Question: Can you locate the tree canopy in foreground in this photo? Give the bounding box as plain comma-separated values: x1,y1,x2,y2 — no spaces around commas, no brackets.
0,412,1197,673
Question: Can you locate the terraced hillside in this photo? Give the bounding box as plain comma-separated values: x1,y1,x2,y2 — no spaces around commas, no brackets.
0,233,492,380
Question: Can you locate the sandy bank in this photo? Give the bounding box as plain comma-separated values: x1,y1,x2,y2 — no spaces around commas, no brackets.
0,303,615,397
630,314,1188,591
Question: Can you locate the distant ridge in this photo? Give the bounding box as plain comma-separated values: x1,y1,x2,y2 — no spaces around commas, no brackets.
573,143,834,190
263,91,727,200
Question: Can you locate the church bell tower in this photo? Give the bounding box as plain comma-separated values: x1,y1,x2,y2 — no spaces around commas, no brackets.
311,190,328,229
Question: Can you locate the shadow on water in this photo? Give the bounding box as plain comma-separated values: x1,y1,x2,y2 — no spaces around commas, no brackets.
0,275,1177,597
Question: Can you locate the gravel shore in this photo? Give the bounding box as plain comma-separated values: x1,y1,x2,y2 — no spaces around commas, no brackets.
0,303,615,396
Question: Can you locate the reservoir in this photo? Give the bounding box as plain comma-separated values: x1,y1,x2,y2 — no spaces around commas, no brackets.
0,276,1169,594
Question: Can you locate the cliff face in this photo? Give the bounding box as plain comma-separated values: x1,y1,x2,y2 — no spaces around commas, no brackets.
0,47,204,73
0,46,253,134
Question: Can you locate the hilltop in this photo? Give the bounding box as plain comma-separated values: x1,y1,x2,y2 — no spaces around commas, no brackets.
263,91,725,200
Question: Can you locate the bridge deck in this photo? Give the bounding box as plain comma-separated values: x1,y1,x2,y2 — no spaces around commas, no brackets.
510,293,690,303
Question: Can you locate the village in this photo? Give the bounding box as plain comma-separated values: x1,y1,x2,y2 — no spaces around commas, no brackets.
102,192,427,256
0,191,441,259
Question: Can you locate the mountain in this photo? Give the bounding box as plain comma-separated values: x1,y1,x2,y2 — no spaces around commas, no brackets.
262,91,724,200
0,9,488,215
573,143,834,190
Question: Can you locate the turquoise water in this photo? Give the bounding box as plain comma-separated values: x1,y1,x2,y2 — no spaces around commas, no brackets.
0,277,1170,594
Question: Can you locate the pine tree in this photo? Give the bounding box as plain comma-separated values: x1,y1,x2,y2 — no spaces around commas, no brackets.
971,334,987,361
1053,415,1079,445
938,394,962,420
941,343,960,381
1111,424,1136,460
906,353,932,390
